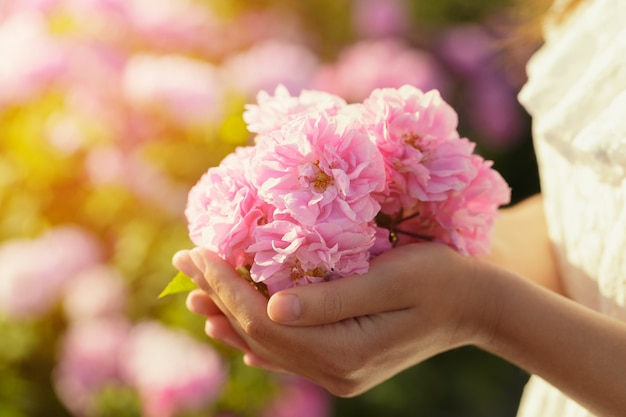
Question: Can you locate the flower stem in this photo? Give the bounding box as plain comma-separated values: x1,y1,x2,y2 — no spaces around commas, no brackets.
393,228,434,242
396,210,421,224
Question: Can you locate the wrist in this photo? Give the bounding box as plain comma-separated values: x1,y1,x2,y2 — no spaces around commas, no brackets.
459,259,513,350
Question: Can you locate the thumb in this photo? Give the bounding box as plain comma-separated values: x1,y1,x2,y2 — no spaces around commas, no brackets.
266,243,458,326
267,257,414,326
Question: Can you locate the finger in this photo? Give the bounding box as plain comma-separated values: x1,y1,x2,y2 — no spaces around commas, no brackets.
183,249,305,368
189,247,273,336
186,290,249,350
180,249,243,321
183,255,257,347
186,289,223,317
172,249,210,292
267,245,429,326
243,352,291,374
205,315,250,352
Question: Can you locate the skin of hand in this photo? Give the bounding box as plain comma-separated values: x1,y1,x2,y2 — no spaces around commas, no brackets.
175,242,491,397
174,194,626,416
483,194,564,294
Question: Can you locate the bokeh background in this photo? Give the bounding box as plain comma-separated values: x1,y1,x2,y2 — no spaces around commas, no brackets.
0,0,543,416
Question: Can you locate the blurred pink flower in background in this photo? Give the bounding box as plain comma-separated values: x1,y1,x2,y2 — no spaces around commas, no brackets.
56,0,131,42
56,308,227,417
123,53,224,125
312,38,448,103
120,321,227,417
120,151,189,216
52,0,308,62
437,25,525,150
44,112,90,155
84,146,127,186
217,10,307,60
0,0,58,16
123,0,222,53
85,147,188,215
437,25,495,78
350,0,410,38
262,377,332,417
0,11,67,106
63,266,128,322
52,43,131,146
58,0,222,54
220,40,320,98
54,318,131,417
0,226,102,319
465,72,525,150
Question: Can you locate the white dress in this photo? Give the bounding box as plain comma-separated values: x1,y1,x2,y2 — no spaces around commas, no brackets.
516,0,626,416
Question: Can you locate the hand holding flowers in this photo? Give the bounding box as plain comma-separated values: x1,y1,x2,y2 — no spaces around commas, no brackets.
177,241,507,397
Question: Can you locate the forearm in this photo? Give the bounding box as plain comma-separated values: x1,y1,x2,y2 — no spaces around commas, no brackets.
485,194,564,294
476,265,626,417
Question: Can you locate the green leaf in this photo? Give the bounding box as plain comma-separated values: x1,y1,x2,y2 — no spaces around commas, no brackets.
158,271,196,299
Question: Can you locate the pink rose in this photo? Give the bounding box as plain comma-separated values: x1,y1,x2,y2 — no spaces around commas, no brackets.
363,85,475,214
432,156,511,256
248,219,375,294
243,84,347,135
186,146,274,270
251,111,385,227
395,155,510,255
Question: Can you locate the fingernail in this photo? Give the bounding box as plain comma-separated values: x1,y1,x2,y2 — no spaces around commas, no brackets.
189,248,207,274
268,293,301,323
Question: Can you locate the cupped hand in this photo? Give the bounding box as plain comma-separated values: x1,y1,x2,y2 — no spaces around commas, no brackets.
173,243,496,397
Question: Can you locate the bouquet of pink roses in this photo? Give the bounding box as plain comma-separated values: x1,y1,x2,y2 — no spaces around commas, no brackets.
184,85,510,296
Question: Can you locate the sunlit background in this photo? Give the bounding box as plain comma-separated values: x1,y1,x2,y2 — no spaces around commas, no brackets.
0,0,542,416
